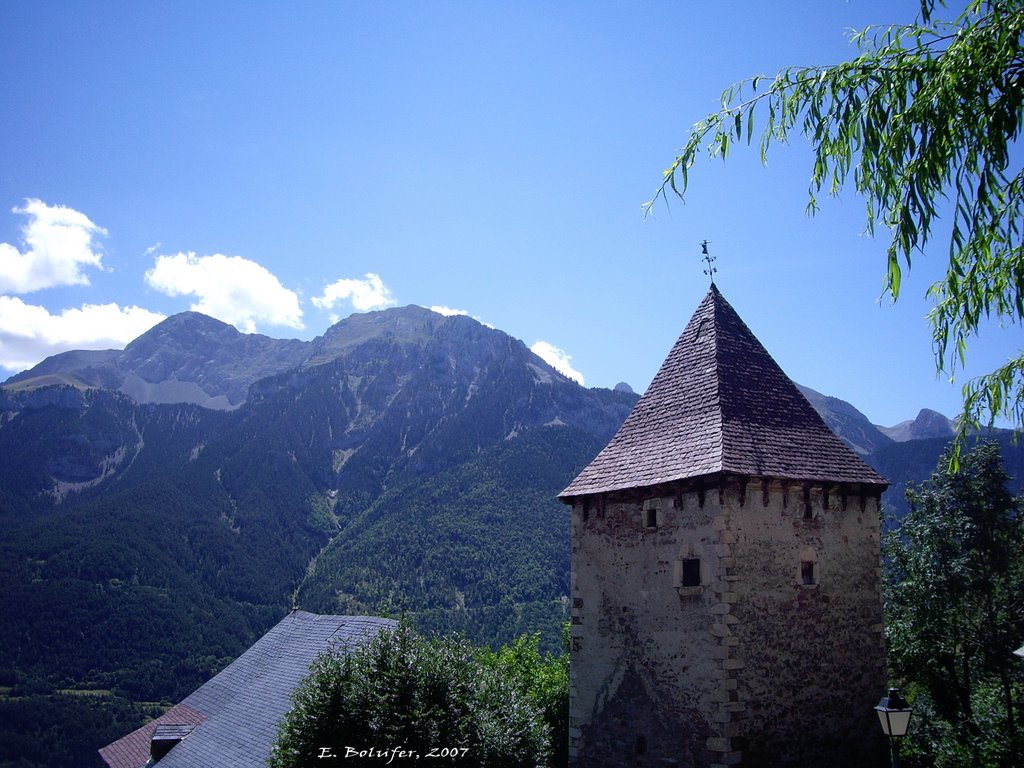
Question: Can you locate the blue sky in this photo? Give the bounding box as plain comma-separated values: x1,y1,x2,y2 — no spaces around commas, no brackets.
0,0,1019,428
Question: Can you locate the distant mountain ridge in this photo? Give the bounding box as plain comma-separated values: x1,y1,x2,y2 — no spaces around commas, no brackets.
4,311,309,409
1,306,629,515
4,306,603,412
878,407,956,442
6,308,961,444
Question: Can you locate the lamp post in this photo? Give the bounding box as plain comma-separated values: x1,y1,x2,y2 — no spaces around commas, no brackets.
875,688,913,768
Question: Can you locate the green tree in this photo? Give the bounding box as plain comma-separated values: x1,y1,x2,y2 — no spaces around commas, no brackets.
650,0,1024,441
270,621,563,768
478,626,569,766
884,442,1024,766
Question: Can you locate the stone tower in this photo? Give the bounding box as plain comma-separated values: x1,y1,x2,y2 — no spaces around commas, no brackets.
560,284,889,768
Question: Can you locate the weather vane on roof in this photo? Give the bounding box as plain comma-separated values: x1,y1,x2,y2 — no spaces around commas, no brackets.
701,240,717,283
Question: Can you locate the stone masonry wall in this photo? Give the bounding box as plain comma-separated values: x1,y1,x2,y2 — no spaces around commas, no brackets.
569,478,887,768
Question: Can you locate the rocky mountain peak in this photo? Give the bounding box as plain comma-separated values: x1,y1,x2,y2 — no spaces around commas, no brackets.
3,305,578,412
123,311,241,354
121,312,243,377
879,407,955,442
306,305,457,366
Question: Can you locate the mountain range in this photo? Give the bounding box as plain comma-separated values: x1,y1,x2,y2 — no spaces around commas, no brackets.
4,308,965,446
0,306,1018,768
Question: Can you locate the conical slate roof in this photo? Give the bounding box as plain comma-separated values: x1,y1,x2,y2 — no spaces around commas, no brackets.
561,284,886,499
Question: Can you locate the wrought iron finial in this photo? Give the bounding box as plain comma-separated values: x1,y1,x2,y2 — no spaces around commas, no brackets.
701,240,716,283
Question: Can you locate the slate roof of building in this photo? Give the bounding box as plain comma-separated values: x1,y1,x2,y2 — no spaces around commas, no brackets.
561,284,887,499
98,612,395,768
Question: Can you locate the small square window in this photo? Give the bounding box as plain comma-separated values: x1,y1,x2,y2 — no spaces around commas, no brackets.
681,558,701,587
801,561,815,585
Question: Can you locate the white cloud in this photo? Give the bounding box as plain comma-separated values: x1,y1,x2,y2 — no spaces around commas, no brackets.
313,273,397,313
0,296,165,373
429,305,495,328
531,340,585,385
0,199,107,294
145,252,303,333
430,305,470,317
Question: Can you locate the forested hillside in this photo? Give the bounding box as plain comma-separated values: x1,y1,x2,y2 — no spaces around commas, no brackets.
868,430,1024,523
298,426,607,645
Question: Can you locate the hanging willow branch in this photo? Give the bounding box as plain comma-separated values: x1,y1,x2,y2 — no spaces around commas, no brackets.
648,0,1024,457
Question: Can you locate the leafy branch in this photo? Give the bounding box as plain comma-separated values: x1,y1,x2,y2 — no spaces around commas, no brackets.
648,0,1024,449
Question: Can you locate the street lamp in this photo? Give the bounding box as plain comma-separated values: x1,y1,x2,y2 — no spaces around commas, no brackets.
875,687,913,768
